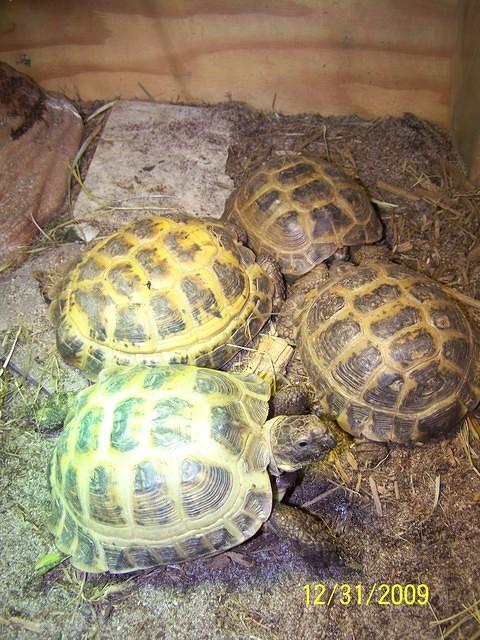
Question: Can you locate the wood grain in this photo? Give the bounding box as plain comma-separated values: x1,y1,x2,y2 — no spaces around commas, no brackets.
452,0,480,181
0,0,461,125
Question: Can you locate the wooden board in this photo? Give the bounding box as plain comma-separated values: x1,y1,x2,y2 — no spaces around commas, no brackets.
0,0,461,126
451,0,480,181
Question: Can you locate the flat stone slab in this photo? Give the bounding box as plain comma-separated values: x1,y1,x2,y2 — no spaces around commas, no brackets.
73,101,234,239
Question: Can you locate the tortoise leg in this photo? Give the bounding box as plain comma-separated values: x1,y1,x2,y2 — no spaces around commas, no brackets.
222,221,285,317
265,503,345,568
289,262,330,296
223,219,248,246
34,391,74,432
223,218,287,312
350,244,393,265
256,253,286,313
276,263,330,340
327,246,392,280
272,381,313,416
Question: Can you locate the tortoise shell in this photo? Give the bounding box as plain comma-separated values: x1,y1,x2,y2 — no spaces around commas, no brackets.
47,365,273,573
298,261,480,443
223,153,382,278
50,215,273,380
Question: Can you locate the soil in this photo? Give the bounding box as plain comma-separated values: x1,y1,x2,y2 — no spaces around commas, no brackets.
0,101,479,640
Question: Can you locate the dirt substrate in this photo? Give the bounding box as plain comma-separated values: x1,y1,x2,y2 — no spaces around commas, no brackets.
1,102,479,640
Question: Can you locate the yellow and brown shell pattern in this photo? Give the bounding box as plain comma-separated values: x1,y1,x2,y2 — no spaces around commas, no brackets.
47,365,273,573
299,261,480,443
50,215,273,379
223,153,383,278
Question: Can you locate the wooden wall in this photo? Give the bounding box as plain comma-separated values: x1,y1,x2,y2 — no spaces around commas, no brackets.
1,0,478,176
452,0,480,181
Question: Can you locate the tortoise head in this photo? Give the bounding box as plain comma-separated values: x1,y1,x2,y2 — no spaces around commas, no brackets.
265,414,337,476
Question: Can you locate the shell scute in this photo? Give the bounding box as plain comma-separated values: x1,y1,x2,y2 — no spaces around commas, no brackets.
370,306,419,339
210,417,248,455
142,368,175,390
111,397,144,452
75,528,100,566
181,460,233,519
89,465,127,525
58,510,76,547
278,161,315,183
363,370,405,408
132,461,177,526
64,465,83,514
75,408,102,453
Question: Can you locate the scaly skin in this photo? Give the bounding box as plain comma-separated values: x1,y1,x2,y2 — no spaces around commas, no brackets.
264,411,345,567
266,503,345,567
271,382,313,416
224,219,286,312
256,253,286,313
34,390,75,432
276,263,329,341
266,413,337,475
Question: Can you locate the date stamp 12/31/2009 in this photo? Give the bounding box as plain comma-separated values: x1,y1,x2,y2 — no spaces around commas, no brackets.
304,583,430,607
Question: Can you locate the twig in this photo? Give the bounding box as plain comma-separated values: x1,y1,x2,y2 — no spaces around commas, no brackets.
301,485,341,508
322,124,330,162
432,475,441,511
0,327,21,378
368,476,383,516
85,100,116,123
377,179,421,202
29,212,52,241
440,284,480,312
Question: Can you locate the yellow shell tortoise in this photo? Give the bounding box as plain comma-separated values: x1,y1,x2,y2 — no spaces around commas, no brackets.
50,215,281,380
47,365,338,573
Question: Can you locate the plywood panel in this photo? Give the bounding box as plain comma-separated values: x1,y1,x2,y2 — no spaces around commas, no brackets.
0,0,461,124
451,0,480,181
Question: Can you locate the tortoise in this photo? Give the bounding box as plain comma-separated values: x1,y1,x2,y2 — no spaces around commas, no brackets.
47,364,338,573
222,153,383,279
278,256,480,444
49,215,283,380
